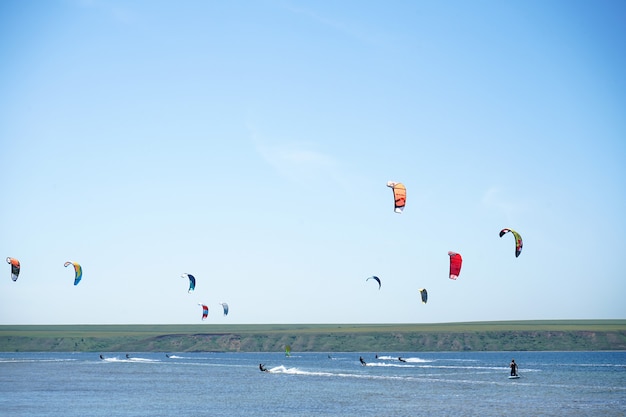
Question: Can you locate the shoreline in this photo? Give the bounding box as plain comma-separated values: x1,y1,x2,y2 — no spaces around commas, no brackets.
1,320,625,352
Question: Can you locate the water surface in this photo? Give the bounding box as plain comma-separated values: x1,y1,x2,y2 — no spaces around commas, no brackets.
1,351,624,416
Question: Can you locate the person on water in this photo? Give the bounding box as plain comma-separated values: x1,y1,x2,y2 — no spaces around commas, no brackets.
99,354,104,360
359,356,366,366
259,363,268,372
398,357,406,363
510,359,518,376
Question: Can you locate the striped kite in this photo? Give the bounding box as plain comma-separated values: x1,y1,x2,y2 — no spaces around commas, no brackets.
6,257,20,282
448,251,462,280
386,181,406,213
64,261,83,285
499,228,523,258
199,303,208,320
220,302,229,316
182,273,196,293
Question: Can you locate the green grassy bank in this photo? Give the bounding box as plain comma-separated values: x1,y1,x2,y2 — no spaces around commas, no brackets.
1,320,625,352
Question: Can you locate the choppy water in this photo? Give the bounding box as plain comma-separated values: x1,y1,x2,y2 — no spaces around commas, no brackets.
1,351,624,416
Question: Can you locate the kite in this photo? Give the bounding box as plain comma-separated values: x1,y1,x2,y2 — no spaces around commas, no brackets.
199,303,208,320
448,251,462,280
6,257,20,282
499,228,523,258
182,273,196,293
366,276,381,290
386,181,406,213
220,302,229,316
64,261,83,285
419,288,428,304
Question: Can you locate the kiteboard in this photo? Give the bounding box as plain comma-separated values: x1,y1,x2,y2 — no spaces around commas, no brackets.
508,375,520,379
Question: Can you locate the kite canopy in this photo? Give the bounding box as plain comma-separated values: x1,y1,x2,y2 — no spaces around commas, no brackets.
198,303,208,320
499,228,523,257
64,261,82,285
6,257,20,282
220,302,229,316
448,252,462,280
182,273,196,293
419,288,428,304
386,181,406,213
366,275,381,290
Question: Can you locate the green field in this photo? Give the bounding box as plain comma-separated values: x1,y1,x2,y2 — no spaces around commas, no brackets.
1,320,625,352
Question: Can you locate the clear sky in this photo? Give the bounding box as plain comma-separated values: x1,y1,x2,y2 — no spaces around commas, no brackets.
1,0,625,325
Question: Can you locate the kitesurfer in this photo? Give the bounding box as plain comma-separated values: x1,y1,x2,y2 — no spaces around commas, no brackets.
510,359,518,376
359,356,366,366
259,363,268,372
99,354,104,360
165,354,170,358
126,354,130,359
398,357,406,363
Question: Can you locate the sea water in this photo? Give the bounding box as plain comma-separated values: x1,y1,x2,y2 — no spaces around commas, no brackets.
0,351,624,416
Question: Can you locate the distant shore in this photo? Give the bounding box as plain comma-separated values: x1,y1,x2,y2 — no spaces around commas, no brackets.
1,320,625,352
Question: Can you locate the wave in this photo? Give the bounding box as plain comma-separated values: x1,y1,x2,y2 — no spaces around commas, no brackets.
418,364,509,371
367,362,411,368
0,358,76,364
268,365,401,379
555,362,626,368
404,357,432,363
268,365,305,374
264,364,526,385
128,357,159,362
101,357,160,363
376,356,433,363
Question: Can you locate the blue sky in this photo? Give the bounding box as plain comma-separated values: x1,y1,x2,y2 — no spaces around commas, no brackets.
1,0,624,325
